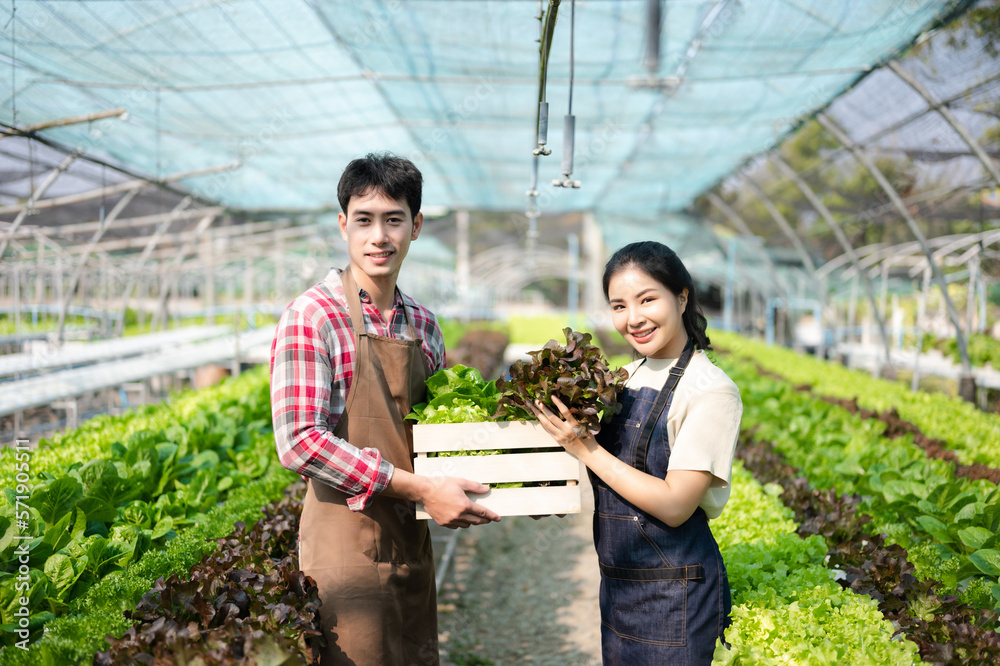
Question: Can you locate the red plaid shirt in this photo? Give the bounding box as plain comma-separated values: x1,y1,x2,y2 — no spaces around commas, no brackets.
269,268,445,511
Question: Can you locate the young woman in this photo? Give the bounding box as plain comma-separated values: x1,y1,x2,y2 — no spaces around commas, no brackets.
529,240,741,665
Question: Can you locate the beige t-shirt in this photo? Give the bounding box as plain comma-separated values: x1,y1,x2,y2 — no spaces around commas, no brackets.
621,350,742,519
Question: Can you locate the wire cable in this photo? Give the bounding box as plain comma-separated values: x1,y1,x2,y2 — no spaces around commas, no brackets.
7,0,14,126
567,0,574,117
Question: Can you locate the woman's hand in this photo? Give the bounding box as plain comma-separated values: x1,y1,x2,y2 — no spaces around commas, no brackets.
527,395,599,460
530,395,716,529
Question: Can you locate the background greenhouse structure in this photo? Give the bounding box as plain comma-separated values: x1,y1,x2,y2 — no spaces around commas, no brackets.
1,1,1000,665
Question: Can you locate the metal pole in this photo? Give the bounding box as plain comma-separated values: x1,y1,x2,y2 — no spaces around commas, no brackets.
979,272,988,334
113,200,195,336
706,192,754,236
724,237,737,330
847,274,858,345
2,206,225,244
773,156,891,363
888,61,1000,188
739,174,817,276
911,330,924,393
35,242,44,307
56,189,139,342
101,255,110,337
817,112,975,398
273,233,284,308
582,212,604,317
243,241,254,326
966,255,978,338
150,213,218,331
880,261,890,323
16,107,127,133
456,210,470,313
13,262,21,340
568,232,579,327
204,229,216,325
0,163,236,217
0,155,76,258
706,192,785,297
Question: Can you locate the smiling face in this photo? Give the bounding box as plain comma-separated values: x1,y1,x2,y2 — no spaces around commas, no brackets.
608,266,689,359
338,188,423,291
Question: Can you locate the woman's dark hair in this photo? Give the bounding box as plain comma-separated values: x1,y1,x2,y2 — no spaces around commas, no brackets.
602,241,712,351
337,152,422,218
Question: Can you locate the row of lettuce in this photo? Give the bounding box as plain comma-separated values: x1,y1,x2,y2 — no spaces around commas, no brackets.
707,335,1000,662
712,333,1000,607
711,330,1000,469
0,366,301,664
912,331,1000,370
712,463,920,664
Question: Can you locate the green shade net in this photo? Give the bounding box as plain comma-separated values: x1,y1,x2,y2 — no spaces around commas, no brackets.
0,0,973,219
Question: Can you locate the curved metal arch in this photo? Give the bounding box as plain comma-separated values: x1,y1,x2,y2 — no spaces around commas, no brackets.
685,254,779,294
906,229,1000,277
474,260,570,291
470,244,567,277
838,233,969,279
954,231,1000,265
470,244,571,292
816,242,885,279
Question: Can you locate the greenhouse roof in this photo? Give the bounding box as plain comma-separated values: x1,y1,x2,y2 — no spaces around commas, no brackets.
0,0,974,217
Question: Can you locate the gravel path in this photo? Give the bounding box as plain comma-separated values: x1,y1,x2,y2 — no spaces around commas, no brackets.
437,470,602,666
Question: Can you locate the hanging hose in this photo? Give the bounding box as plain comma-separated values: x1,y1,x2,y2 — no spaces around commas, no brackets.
567,0,574,118
533,1,560,156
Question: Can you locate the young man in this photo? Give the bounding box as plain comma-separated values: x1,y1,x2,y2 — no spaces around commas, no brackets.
269,153,500,665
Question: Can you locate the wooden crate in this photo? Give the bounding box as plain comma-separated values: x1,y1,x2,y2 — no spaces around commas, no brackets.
412,421,582,519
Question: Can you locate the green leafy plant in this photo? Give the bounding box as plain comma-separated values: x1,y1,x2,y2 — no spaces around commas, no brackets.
0,366,272,491
712,330,1000,469
716,351,1000,613
495,328,627,437
406,365,501,424
0,465,296,666
738,438,1000,663
711,464,919,665
0,371,279,651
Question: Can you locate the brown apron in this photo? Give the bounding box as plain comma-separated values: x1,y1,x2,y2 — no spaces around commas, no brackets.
300,268,437,665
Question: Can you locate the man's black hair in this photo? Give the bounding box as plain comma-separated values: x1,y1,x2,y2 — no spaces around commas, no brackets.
337,152,422,218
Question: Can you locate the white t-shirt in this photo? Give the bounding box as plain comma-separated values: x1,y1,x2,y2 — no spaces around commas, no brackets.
621,350,742,519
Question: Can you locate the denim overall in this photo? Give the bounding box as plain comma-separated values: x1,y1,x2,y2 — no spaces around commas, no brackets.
592,343,731,666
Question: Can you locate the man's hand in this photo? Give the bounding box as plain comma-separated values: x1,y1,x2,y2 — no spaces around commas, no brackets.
386,469,501,529
421,476,501,529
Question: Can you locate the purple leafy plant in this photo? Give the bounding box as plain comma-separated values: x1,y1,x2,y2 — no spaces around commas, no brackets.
495,328,628,438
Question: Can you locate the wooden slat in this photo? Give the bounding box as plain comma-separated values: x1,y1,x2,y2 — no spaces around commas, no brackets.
413,451,580,484
415,486,582,519
412,420,558,453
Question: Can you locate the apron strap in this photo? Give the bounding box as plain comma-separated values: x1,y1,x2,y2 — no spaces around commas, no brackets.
632,340,695,474
599,561,704,581
340,267,416,339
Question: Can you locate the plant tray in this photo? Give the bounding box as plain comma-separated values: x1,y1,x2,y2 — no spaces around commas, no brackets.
412,421,582,519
